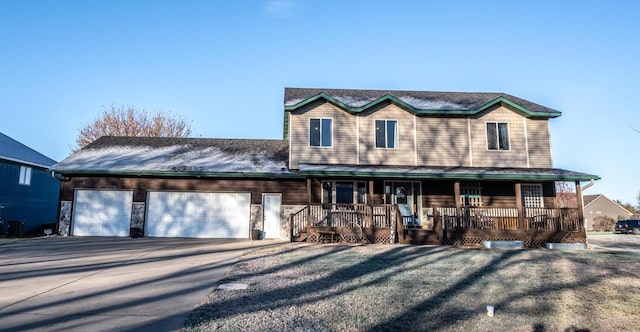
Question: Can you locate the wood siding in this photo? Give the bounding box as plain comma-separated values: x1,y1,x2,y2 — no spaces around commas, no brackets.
416,117,470,166
470,105,528,168
288,101,553,169
358,103,416,166
61,176,308,205
526,118,553,168
289,102,357,169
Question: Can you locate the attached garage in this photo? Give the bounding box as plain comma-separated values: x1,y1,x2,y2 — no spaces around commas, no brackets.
71,189,133,236
145,191,251,238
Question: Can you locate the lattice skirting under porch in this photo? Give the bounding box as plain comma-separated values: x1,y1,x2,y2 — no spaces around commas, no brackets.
308,233,391,245
446,235,586,248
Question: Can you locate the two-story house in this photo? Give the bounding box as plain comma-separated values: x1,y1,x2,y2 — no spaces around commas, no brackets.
51,88,598,247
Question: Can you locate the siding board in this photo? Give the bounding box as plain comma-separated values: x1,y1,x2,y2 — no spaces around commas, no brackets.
62,177,308,205
526,119,553,168
416,117,469,166
358,104,416,166
289,102,357,169
470,105,529,167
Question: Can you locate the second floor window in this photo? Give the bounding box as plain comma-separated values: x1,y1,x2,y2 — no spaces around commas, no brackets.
375,120,397,148
310,118,332,147
19,166,32,185
486,122,510,150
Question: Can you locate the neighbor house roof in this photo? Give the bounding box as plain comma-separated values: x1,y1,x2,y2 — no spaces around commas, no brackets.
0,132,57,168
297,164,600,182
51,136,292,177
583,194,600,206
583,194,633,215
284,87,561,118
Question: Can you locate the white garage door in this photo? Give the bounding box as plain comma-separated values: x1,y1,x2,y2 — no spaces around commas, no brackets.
71,190,133,236
145,191,251,238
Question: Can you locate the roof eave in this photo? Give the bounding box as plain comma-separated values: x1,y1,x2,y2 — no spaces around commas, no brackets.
51,169,304,179
285,94,561,118
297,170,599,181
2,156,54,169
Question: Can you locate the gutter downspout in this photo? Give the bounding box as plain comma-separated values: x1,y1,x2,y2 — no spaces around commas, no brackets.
579,179,595,232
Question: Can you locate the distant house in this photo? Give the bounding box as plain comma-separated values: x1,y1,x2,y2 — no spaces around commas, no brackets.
0,133,60,235
583,194,633,230
51,88,599,247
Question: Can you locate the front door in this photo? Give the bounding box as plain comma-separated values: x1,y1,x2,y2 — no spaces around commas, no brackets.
385,182,422,226
262,194,282,239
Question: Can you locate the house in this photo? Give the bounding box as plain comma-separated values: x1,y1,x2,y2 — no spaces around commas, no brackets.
583,194,633,230
0,132,60,235
51,88,599,247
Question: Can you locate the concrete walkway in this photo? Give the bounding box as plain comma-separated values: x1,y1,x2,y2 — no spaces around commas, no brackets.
0,237,284,331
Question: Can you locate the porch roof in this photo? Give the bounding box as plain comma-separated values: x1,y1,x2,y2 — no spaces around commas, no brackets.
297,164,600,182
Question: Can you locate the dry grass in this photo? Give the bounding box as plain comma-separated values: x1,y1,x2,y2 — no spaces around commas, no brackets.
184,244,640,332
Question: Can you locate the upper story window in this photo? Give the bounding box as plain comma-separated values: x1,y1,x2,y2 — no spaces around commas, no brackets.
486,122,510,150
375,119,397,149
19,166,32,185
309,118,332,147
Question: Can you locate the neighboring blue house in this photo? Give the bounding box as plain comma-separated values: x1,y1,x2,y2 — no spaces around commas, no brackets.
0,132,60,235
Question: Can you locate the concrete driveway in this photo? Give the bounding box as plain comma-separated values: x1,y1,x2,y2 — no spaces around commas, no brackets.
0,236,283,332
587,233,640,252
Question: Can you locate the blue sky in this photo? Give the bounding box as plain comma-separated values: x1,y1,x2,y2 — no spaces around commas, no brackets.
1,1,639,205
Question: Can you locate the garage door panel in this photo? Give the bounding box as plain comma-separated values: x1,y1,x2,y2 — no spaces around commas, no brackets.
72,190,133,237
146,192,250,238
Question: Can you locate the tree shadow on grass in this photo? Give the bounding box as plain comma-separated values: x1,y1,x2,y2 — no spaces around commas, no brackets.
187,245,640,332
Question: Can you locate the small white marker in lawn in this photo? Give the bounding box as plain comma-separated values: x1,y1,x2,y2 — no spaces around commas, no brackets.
486,305,494,317
218,283,249,290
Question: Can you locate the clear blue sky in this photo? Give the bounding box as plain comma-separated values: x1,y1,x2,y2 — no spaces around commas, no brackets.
1,1,639,205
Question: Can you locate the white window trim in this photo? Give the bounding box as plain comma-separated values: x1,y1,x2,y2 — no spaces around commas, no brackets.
485,121,511,151
374,119,398,149
309,117,333,148
19,166,32,185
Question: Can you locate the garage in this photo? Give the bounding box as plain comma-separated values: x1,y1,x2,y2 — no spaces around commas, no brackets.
145,191,251,238
71,189,133,236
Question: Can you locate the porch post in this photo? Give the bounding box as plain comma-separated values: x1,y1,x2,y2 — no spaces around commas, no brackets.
368,179,374,228
306,177,312,227
433,205,443,243
454,181,461,218
575,181,585,232
515,183,524,229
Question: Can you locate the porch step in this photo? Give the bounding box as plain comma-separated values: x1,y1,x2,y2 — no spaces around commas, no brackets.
482,240,524,249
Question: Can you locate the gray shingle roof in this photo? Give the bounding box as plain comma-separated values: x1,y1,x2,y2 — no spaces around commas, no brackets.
284,87,560,116
0,132,57,168
51,136,290,176
582,194,600,206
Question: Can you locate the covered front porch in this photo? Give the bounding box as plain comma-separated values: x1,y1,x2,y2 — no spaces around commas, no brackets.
288,165,598,247
290,203,585,247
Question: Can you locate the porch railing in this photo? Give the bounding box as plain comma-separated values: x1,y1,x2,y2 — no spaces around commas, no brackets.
290,203,395,236
437,206,582,231
292,204,583,240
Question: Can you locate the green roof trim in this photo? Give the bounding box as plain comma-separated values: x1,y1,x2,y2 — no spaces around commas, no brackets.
296,170,598,181
475,97,562,118
284,93,561,118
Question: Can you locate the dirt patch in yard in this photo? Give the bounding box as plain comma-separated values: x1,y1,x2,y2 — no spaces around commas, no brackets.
185,244,640,332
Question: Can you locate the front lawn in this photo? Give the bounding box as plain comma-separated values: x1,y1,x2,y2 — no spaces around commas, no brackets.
185,244,640,331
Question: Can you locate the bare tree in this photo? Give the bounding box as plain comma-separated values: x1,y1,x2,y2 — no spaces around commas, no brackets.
555,181,577,208
73,105,192,151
